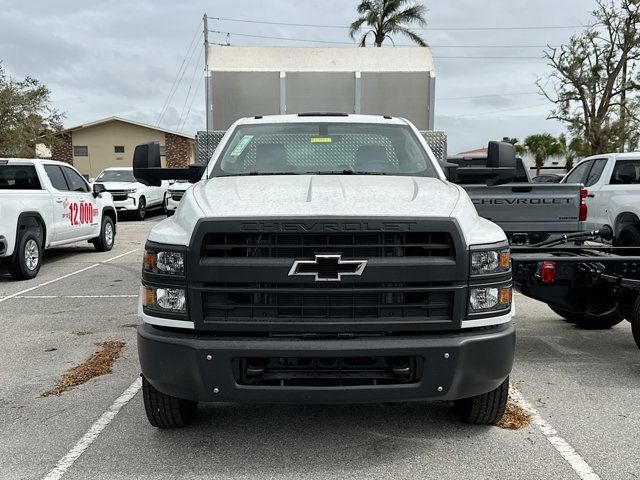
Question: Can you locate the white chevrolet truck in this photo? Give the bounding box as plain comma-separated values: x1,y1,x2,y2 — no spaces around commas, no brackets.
94,167,168,220
132,114,515,428
562,153,640,246
0,159,117,280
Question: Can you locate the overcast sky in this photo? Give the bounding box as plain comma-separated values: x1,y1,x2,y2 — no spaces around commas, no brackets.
0,0,596,153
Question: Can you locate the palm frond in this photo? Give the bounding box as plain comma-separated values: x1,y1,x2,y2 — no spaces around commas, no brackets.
349,16,369,40
392,26,428,47
386,5,428,28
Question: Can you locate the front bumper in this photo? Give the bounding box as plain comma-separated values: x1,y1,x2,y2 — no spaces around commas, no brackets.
138,322,515,403
166,197,181,212
113,198,138,211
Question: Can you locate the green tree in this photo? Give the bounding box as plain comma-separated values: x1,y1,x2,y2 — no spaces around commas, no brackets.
0,63,63,157
502,137,527,156
349,0,428,47
538,0,640,155
523,134,565,174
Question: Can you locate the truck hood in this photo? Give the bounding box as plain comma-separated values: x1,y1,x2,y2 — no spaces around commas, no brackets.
149,175,507,247
97,181,139,190
191,175,461,217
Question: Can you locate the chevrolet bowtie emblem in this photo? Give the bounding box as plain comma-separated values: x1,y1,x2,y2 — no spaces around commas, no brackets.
288,254,368,282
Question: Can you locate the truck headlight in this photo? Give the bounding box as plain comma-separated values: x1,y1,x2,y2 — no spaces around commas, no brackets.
144,250,185,275
470,247,510,276
125,188,137,193
469,285,512,314
143,286,187,313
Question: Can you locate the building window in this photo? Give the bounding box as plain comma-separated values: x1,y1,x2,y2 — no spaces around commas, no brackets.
114,146,125,153
73,145,89,157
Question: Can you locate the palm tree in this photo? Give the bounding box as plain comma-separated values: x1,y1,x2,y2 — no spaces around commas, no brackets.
349,0,428,47
523,134,565,175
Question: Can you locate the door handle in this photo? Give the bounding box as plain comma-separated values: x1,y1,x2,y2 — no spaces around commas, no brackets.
587,194,595,198
55,198,63,203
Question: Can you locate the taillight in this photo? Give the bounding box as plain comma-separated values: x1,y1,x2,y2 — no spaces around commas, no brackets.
579,188,588,221
539,261,556,284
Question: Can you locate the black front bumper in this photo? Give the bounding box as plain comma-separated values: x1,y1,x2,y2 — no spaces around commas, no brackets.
138,322,515,403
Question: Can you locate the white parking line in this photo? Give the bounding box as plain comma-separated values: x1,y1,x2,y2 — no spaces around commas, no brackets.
12,295,139,299
42,377,142,480
0,249,138,304
509,385,601,480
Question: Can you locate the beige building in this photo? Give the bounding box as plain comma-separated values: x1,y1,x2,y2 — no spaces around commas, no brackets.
51,117,195,178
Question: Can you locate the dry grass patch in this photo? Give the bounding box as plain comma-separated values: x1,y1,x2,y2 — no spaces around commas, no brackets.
42,341,124,397
497,398,531,430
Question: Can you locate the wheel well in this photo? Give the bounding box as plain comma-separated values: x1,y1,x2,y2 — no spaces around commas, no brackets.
615,212,640,236
102,207,117,225
15,213,46,252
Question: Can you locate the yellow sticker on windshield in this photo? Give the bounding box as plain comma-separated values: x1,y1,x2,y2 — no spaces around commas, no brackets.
311,137,332,143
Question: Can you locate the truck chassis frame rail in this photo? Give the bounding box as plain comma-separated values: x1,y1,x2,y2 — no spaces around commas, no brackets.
511,245,640,348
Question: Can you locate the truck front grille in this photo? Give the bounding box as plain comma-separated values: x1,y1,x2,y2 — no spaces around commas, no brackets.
202,232,455,259
202,282,454,322
107,190,129,202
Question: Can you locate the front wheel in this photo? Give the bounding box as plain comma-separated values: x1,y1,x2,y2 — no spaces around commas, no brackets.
631,296,640,350
142,376,198,428
9,229,43,280
548,305,623,329
617,225,640,246
454,377,509,425
93,216,115,252
135,197,146,221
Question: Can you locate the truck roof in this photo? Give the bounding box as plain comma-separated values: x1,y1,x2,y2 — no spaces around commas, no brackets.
0,158,73,167
234,113,410,126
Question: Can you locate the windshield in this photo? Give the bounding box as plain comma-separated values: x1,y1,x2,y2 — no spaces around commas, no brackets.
211,122,437,177
96,170,136,182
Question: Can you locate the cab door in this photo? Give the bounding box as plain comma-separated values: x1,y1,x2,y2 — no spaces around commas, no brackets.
61,165,100,240
42,164,74,243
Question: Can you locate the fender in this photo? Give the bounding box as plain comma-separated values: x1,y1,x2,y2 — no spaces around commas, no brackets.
13,211,47,259
101,206,118,234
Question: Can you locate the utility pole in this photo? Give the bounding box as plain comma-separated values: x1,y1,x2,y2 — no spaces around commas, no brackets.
203,13,210,134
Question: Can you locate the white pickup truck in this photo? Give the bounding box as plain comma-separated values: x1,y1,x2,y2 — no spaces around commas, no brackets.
0,159,117,280
94,167,168,220
562,153,640,245
132,114,516,429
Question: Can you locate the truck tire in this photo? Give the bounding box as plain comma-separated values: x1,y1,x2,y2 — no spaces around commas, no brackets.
631,296,640,350
93,216,115,252
135,197,146,221
454,377,509,425
9,229,42,280
617,224,640,247
142,376,197,428
548,305,623,329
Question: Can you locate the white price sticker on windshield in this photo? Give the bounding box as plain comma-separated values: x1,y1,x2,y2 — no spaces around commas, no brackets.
230,135,254,156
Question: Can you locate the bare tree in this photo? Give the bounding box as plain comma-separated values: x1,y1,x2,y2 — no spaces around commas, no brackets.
538,0,640,155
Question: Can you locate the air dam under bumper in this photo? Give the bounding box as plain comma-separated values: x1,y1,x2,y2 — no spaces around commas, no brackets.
138,322,515,403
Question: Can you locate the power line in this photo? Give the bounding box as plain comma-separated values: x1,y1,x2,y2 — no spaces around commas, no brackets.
207,15,582,31
437,92,540,101
207,30,545,58
157,20,202,126
446,103,549,117
179,73,204,132
176,44,204,131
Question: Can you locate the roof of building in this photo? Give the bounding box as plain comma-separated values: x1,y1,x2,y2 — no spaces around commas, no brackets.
456,147,488,156
59,117,195,139
208,46,434,73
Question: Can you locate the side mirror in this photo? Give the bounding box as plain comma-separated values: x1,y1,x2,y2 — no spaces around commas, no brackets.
485,141,517,185
441,162,459,183
487,141,516,170
133,141,206,185
93,183,106,198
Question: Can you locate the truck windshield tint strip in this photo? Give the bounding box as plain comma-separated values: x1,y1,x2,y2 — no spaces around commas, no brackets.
0,165,42,190
202,232,455,259
213,123,437,177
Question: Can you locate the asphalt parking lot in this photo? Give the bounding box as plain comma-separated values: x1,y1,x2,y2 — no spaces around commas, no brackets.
1,213,639,480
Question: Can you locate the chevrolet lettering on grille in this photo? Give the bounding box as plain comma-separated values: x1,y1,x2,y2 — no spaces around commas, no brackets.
288,254,368,282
